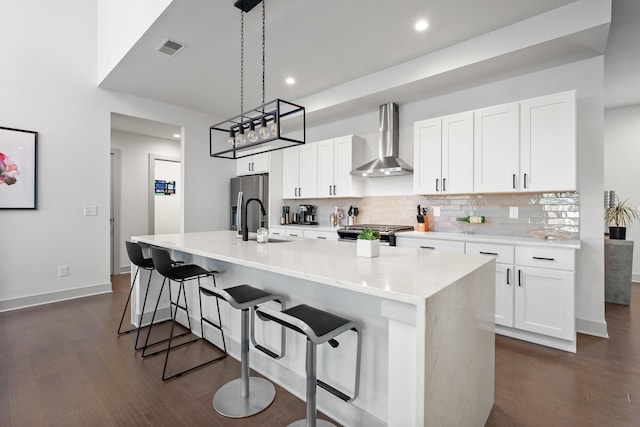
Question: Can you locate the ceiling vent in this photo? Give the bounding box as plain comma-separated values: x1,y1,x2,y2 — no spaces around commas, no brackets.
156,38,186,57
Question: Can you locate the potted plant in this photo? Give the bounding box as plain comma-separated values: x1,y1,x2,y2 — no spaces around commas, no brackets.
605,196,638,240
357,228,381,258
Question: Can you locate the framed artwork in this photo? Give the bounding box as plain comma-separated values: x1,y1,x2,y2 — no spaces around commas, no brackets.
0,126,38,209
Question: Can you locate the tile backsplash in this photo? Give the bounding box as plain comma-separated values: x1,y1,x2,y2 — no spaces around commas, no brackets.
287,192,580,238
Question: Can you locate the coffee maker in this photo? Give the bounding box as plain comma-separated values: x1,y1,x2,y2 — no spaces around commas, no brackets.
298,204,317,225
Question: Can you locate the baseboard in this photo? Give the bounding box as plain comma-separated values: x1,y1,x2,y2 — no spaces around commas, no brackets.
632,273,640,283
576,317,609,338
495,325,577,352
118,265,131,275
0,282,112,312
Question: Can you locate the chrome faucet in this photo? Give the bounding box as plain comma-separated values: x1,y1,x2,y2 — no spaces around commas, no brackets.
242,198,267,241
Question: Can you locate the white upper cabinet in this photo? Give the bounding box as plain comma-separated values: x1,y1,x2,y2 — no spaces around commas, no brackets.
236,150,269,176
282,144,318,199
414,112,473,195
520,90,576,192
317,135,364,198
473,102,520,193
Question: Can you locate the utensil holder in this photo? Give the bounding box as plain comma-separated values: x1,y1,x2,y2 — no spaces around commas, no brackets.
417,216,428,232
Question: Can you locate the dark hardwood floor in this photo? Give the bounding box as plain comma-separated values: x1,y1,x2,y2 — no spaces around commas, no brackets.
1,275,639,426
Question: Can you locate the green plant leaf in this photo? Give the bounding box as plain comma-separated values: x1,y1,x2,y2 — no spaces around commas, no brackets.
357,228,380,240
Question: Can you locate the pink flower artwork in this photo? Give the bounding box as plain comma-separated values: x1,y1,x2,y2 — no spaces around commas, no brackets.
0,151,19,185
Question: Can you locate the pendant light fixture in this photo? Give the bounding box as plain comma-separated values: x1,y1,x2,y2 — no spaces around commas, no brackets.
210,0,305,160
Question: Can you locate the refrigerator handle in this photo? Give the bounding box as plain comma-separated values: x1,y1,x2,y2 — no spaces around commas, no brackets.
236,191,243,235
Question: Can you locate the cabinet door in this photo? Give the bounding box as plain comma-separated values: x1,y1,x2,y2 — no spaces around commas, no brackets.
333,136,354,197
515,266,574,340
251,152,269,174
298,144,318,198
520,91,576,192
442,111,474,194
473,102,519,193
495,263,514,327
317,139,335,197
413,118,442,195
282,148,299,198
236,155,253,176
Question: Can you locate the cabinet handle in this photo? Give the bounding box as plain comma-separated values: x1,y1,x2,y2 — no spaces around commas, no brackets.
435,179,439,192
294,188,298,197
523,173,528,189
248,163,251,172
333,185,336,195
479,251,498,256
289,233,298,237
272,232,281,235
507,268,511,285
533,256,555,261
317,236,327,240
420,246,435,250
298,187,302,197
518,269,522,287
443,178,447,192
512,174,516,189
329,185,332,195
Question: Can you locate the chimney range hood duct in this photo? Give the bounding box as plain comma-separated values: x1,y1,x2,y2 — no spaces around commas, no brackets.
351,103,413,177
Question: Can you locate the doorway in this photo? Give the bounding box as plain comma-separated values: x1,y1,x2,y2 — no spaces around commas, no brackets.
109,113,182,275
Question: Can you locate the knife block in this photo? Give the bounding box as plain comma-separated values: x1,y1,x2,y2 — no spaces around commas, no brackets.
417,216,429,232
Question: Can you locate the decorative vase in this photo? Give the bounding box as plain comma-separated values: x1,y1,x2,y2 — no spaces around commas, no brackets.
609,226,627,240
357,239,380,258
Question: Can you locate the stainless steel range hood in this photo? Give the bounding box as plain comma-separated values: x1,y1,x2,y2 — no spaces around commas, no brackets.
351,103,413,177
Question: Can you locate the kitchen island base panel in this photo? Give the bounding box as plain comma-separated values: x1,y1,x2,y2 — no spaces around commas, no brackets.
495,325,577,353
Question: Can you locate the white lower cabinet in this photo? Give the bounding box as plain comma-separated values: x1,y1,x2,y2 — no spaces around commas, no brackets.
514,250,575,341
304,229,339,241
396,237,465,253
443,239,576,351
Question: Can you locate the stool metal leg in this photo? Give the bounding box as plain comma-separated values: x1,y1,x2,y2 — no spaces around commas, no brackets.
212,308,276,418
289,339,336,427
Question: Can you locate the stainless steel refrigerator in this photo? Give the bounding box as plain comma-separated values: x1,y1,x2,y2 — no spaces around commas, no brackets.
230,174,269,233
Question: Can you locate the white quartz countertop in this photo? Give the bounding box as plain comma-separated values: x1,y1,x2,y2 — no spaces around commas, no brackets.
132,230,493,305
397,230,581,249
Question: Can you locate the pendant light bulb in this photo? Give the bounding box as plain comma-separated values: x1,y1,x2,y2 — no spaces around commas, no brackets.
258,117,270,139
227,129,236,147
269,116,279,137
247,122,259,142
235,126,246,145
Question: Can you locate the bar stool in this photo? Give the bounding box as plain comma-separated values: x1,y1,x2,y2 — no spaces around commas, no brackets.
199,284,286,418
256,304,362,427
148,247,227,381
119,241,191,352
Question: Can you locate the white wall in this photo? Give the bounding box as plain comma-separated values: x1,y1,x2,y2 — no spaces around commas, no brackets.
605,105,640,280
304,56,607,336
0,0,233,311
110,130,180,271
97,0,173,84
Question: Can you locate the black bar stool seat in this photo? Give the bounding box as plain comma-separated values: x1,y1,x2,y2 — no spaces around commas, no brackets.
199,284,285,418
257,304,362,427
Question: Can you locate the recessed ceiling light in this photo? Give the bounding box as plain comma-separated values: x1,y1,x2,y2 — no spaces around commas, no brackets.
285,77,295,85
415,19,429,31
173,134,180,138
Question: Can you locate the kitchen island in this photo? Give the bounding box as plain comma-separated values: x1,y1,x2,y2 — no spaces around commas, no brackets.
132,231,495,427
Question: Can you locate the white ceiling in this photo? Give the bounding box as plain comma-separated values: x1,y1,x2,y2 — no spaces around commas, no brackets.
106,0,640,137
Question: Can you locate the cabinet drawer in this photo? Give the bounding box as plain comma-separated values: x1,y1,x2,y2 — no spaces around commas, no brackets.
466,242,514,264
304,230,339,241
396,237,465,254
285,229,303,238
515,246,575,270
269,227,285,237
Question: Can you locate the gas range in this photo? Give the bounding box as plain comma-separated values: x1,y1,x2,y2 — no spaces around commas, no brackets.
337,224,414,246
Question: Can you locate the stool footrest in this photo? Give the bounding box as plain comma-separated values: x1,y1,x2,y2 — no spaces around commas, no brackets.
317,379,351,402
254,344,279,359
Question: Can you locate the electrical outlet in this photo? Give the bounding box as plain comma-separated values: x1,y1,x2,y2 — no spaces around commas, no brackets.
433,207,441,217
509,207,519,219
84,205,97,216
58,265,68,277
